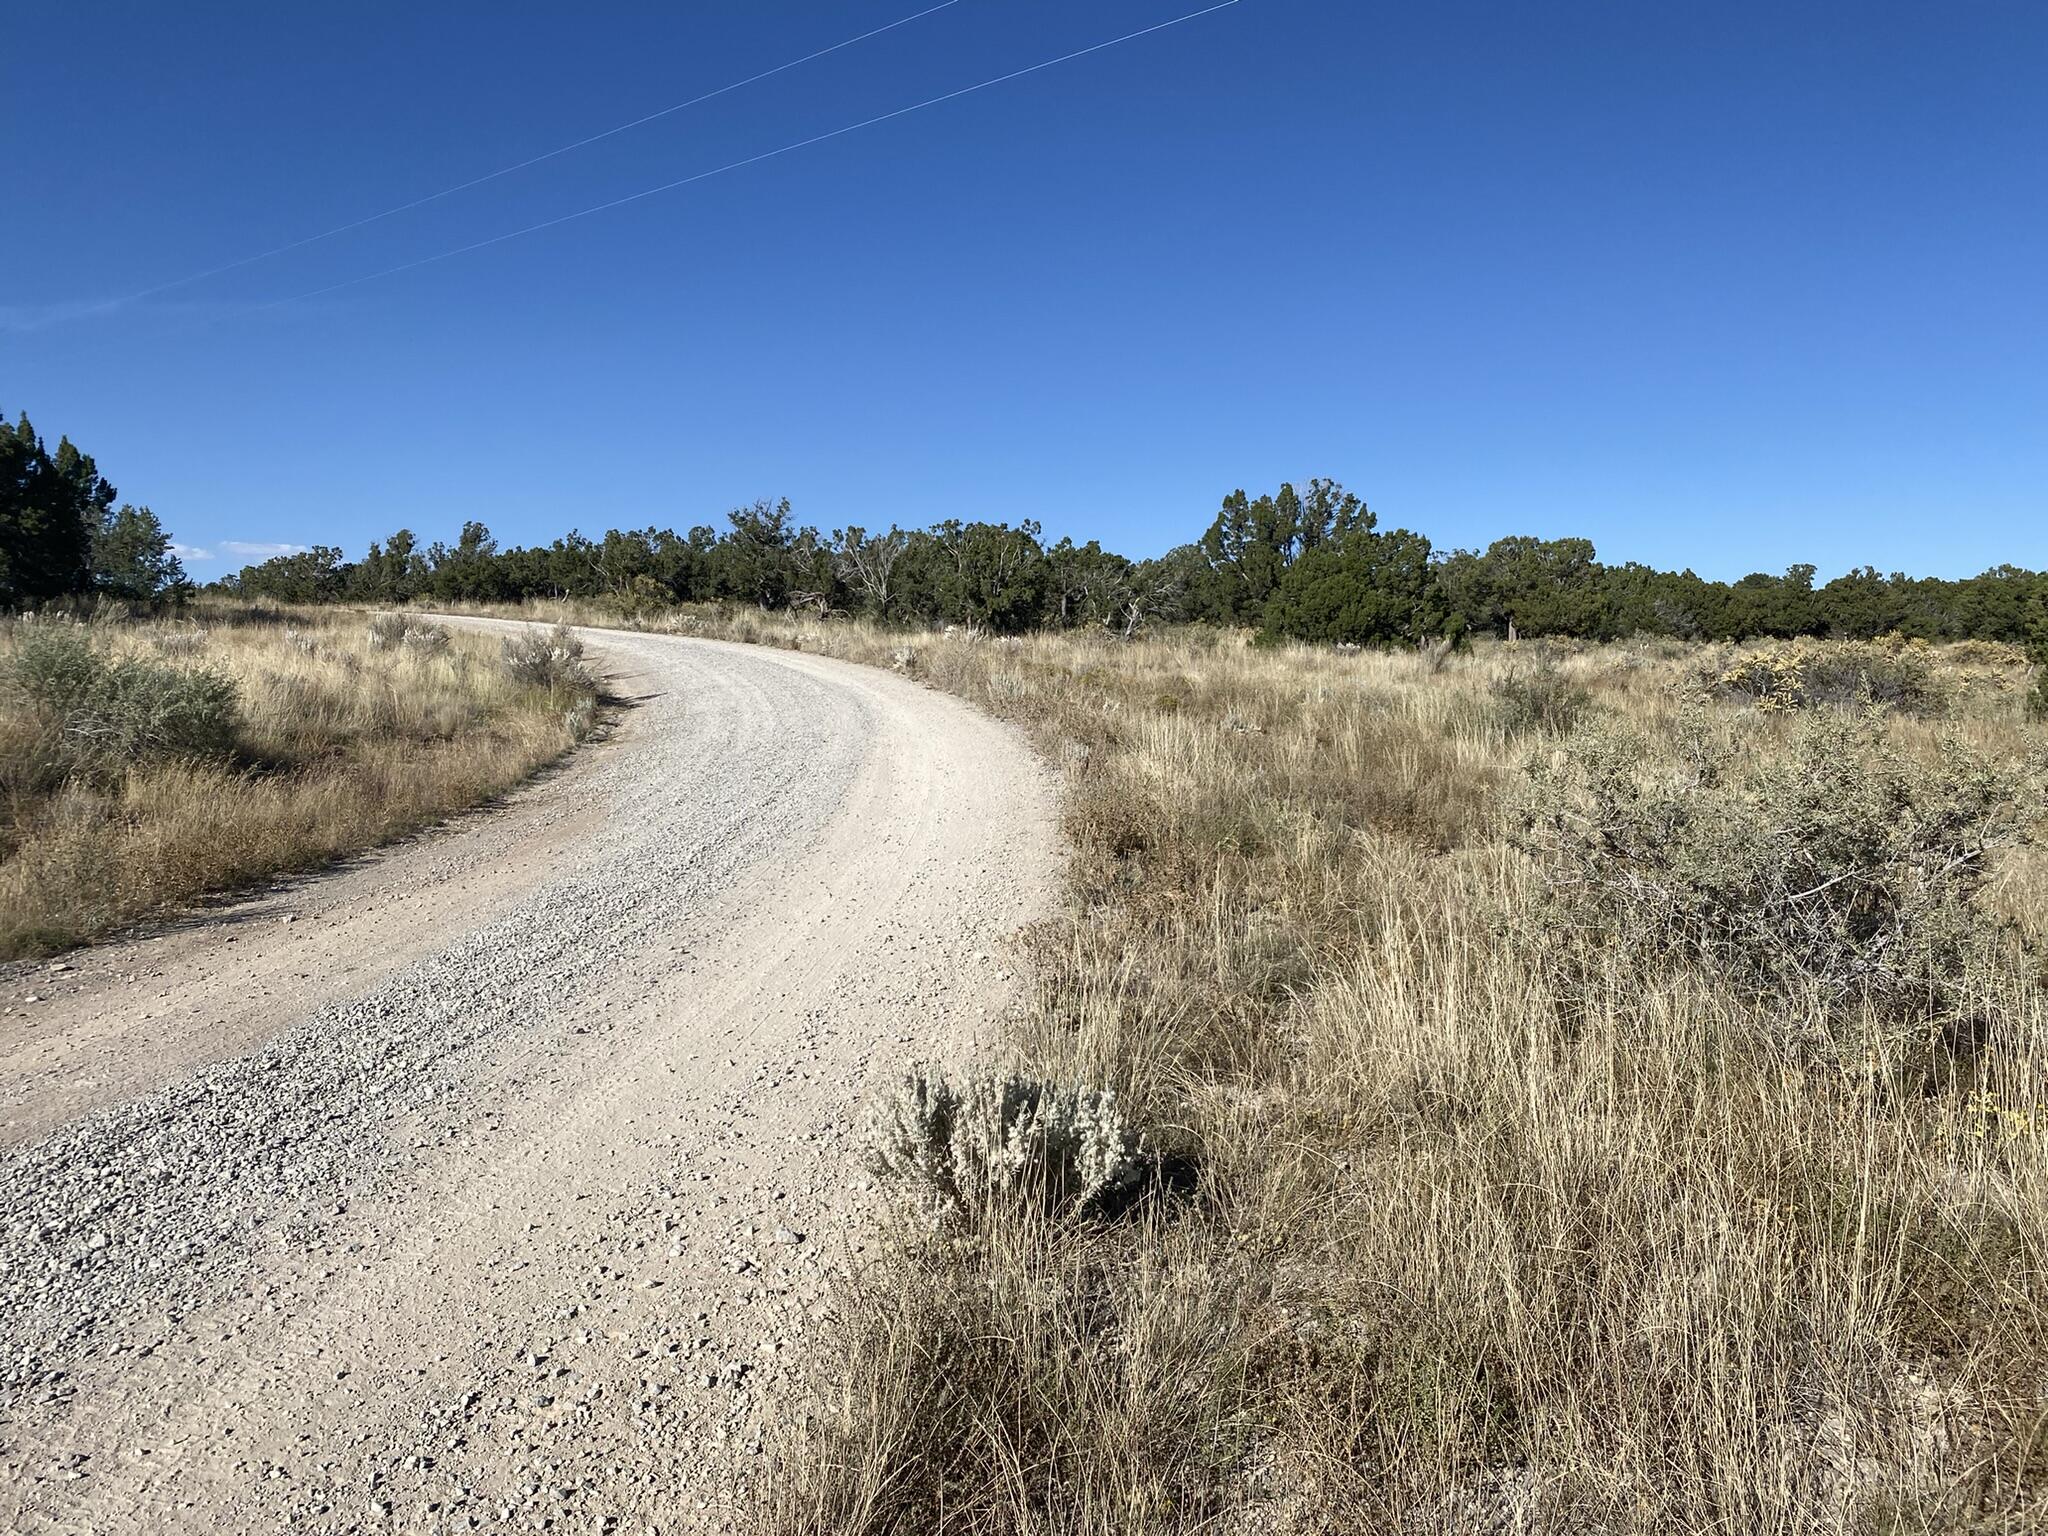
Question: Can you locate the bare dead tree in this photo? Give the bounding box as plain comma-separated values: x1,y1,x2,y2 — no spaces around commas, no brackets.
832,526,909,614
1106,559,1192,640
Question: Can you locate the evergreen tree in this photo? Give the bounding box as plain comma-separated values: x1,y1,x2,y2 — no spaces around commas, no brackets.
235,546,348,603
917,520,1048,632
348,529,425,603
426,521,508,602
2024,592,2048,718
1261,528,1439,646
90,504,187,599
713,499,801,608
1044,537,1132,628
1,412,110,604
1475,536,1609,637
1294,477,1373,552
1196,489,1291,624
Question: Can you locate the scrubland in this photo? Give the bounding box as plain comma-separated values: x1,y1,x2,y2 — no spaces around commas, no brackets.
444,601,2046,1534
0,605,597,957
27,578,2043,1529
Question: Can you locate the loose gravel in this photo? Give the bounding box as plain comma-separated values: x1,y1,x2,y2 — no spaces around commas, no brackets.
0,623,1056,1533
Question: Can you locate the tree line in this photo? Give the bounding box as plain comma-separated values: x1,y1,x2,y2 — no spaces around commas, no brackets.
5,411,2041,645
222,478,2045,646
1,412,187,606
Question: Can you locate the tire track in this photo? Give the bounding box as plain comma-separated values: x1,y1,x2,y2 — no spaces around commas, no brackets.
0,625,1056,1533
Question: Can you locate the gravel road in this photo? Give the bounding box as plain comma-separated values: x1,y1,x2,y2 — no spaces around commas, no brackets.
0,622,1057,1533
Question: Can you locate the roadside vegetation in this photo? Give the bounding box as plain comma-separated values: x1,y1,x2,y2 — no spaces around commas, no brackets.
0,606,597,958
812,626,2047,1533
440,602,2046,1533
14,406,2048,1523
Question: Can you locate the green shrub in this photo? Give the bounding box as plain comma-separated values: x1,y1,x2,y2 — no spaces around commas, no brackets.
9,621,105,719
6,623,239,785
74,662,239,773
1489,663,1592,737
1510,708,2033,1029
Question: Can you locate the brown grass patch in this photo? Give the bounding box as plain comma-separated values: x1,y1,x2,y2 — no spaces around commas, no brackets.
0,604,597,957
421,599,2048,1533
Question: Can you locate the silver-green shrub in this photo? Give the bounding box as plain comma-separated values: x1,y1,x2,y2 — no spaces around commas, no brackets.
563,696,596,742
500,624,594,696
367,613,452,655
866,1065,1148,1224
365,612,409,650
1510,706,2036,1030
7,623,239,787
150,627,208,658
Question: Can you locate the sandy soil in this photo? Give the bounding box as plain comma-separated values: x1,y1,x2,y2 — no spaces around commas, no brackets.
0,621,1058,1533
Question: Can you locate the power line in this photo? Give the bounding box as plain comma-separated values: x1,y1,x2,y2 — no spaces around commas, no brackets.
104,1,965,310
268,1,1240,308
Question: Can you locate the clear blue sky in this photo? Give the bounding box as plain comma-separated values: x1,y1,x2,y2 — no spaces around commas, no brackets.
5,1,2043,580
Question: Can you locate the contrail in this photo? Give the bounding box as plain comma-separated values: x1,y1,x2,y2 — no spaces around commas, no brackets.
269,2,1241,308
84,1,965,316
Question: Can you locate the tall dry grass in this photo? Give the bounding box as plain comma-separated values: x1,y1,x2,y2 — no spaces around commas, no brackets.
0,604,597,957
428,601,2048,1531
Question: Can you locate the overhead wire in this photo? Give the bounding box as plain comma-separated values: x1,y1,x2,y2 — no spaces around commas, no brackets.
91,1,966,313
265,2,1242,307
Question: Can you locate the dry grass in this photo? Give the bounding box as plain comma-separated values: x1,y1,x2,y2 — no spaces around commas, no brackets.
0,603,598,957
424,600,2048,1533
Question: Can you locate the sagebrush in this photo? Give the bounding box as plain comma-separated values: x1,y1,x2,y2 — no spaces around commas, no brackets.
866,1066,1148,1226
5,621,239,790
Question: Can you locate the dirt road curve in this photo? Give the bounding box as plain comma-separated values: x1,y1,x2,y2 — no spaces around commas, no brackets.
0,622,1058,1533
